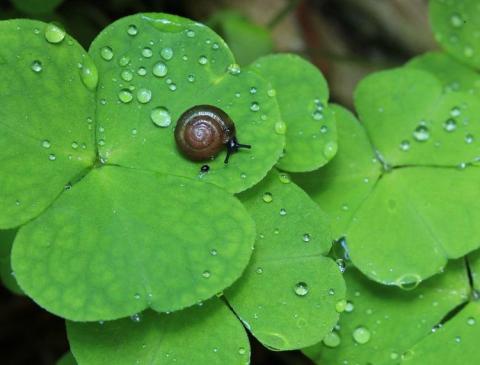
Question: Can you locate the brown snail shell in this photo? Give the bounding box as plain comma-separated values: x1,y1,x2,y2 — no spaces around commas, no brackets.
174,105,250,163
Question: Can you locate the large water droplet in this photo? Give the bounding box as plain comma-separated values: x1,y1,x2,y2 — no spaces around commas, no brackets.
294,282,309,297
80,60,98,91
137,88,152,104
153,62,168,77
45,23,66,44
352,326,371,344
100,46,114,61
198,55,208,65
127,24,138,36
150,107,171,127
161,47,173,60
413,125,429,142
262,192,273,203
444,118,457,132
397,273,422,290
118,89,133,103
278,173,290,184
323,331,341,348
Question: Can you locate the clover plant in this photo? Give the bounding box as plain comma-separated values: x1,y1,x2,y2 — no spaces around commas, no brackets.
3,0,480,364
0,12,343,364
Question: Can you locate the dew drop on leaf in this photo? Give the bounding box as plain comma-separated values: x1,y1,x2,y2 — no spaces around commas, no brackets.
137,67,147,76
274,121,287,135
467,317,476,326
48,154,56,161
279,208,287,216
397,273,422,290
44,23,66,44
31,60,42,73
302,233,311,242
130,313,141,322
444,118,457,132
335,299,347,313
141,47,153,58
80,61,98,91
262,192,273,203
278,173,291,184
450,13,464,28
160,47,173,60
400,140,410,151
413,125,430,142
322,331,341,348
100,46,114,61
352,326,371,344
451,106,462,117
323,141,338,159
127,24,138,36
210,249,217,256
256,267,263,275
41,140,51,149
118,89,133,103
153,62,168,77
345,301,355,312
121,70,133,81
202,270,211,279
137,88,152,103
150,107,171,127
294,282,309,297
465,133,474,144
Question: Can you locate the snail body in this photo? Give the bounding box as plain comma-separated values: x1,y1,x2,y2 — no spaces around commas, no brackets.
174,105,250,163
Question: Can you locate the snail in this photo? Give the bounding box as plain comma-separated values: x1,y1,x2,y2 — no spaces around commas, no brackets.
174,105,251,164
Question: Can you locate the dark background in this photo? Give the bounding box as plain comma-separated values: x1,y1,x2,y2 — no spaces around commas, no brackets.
0,0,436,364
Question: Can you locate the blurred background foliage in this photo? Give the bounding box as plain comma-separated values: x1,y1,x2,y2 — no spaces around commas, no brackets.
0,0,436,364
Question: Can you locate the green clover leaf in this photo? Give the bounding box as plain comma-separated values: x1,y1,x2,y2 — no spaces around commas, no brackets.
294,73,480,286
67,298,251,365
225,170,346,350
0,229,23,295
252,54,338,172
1,12,336,327
407,52,480,94
303,259,475,364
429,0,480,69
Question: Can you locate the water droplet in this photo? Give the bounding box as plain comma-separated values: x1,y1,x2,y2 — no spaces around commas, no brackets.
352,326,371,344
169,83,177,92
134,293,141,300
400,140,411,151
464,46,474,58
41,140,51,149
119,56,130,67
335,299,347,313
323,331,341,348
465,133,474,144
262,192,273,203
443,118,457,132
454,336,461,343
274,121,287,135
279,208,287,216
150,107,171,127
118,89,133,103
137,88,152,103
256,267,263,275
294,282,309,297
397,273,422,290
390,352,399,360
336,258,346,273
302,233,311,242
186,29,195,38
345,301,355,312
45,23,66,44
202,270,211,279
80,60,98,91
328,288,335,296
31,60,42,73
223,63,242,76
240,172,247,179
121,70,133,81
249,87,257,95
467,317,476,325
153,62,168,77
137,67,147,76
320,125,328,134
161,47,173,60
450,13,464,27
312,110,324,120
100,46,114,61
71,142,79,149
187,74,195,82
48,154,56,161
451,106,461,117
142,47,153,58
278,173,290,184
210,249,217,256
212,42,220,50
413,125,430,142
323,141,337,159
130,313,141,322
127,24,138,36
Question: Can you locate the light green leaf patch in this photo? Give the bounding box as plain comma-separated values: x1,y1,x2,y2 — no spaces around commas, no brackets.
407,52,480,94
355,67,480,166
429,0,480,69
90,13,284,194
303,259,472,365
208,10,274,66
252,54,337,172
293,73,480,285
0,229,23,295
12,166,255,321
67,298,250,365
225,170,345,350
0,19,96,229
293,105,382,239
